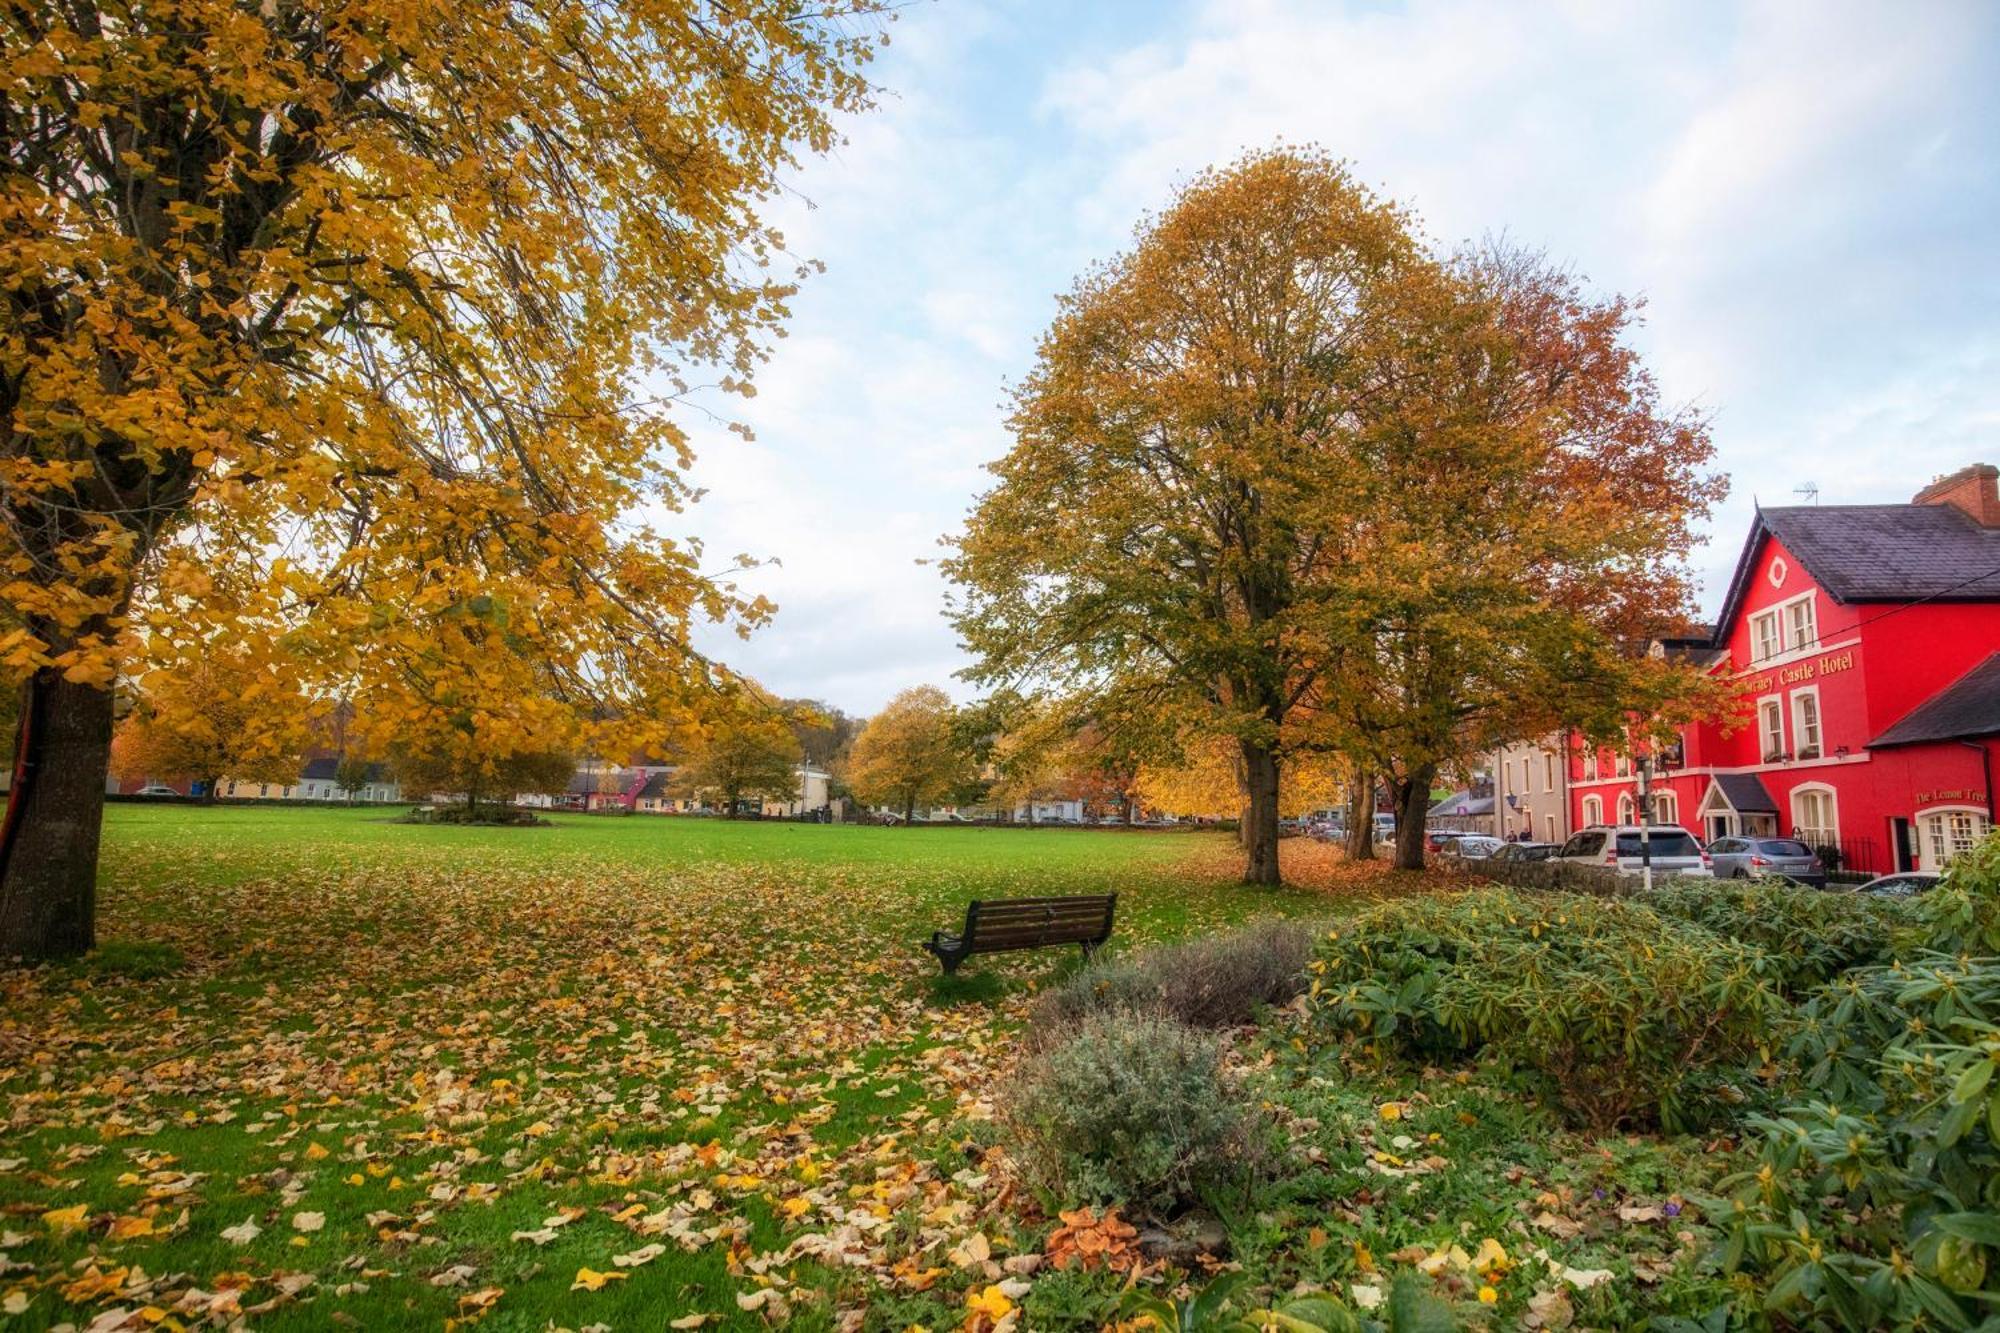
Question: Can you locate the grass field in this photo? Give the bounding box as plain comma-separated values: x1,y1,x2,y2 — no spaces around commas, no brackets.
1,807,1379,1330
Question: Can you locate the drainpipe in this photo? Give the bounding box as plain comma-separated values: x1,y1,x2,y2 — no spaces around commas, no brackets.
1960,738,1997,822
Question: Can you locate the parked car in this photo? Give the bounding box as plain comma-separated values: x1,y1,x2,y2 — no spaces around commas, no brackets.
1489,840,1559,862
1704,836,1827,888
1852,871,1942,898
1441,835,1505,861
134,784,181,797
1425,829,1472,853
1553,825,1712,878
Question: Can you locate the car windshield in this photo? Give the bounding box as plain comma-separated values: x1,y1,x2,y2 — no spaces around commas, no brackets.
1757,840,1812,857
1613,831,1701,857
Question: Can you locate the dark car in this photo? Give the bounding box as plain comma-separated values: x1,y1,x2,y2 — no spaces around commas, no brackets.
1705,836,1827,888
1490,841,1558,862
1853,871,1942,898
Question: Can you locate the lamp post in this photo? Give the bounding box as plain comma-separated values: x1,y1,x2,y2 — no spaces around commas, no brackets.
1636,755,1655,892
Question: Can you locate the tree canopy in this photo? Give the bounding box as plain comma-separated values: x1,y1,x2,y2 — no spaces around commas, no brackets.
845,685,971,822
0,0,884,956
948,148,1720,878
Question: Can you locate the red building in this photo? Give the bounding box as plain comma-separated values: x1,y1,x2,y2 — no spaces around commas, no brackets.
1568,463,2000,876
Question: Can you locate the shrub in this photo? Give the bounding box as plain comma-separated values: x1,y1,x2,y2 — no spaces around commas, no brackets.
1028,918,1317,1042
1309,888,1786,1131
1002,1011,1264,1215
1709,838,2000,1328
1644,878,1909,994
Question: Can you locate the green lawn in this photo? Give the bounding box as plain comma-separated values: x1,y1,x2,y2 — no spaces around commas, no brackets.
1,806,1357,1330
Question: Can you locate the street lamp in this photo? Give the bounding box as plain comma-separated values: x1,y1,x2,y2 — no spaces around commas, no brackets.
1636,755,1655,892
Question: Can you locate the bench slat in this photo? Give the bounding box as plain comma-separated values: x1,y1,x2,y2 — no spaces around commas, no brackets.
924,893,1117,974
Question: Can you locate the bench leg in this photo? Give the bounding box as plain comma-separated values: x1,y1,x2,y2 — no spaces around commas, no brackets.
939,953,963,976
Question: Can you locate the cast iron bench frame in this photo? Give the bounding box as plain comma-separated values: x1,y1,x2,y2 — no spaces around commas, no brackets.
923,893,1117,974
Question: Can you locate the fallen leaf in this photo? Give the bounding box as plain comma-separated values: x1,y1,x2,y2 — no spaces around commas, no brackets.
221,1217,262,1245
570,1268,628,1292
292,1211,325,1233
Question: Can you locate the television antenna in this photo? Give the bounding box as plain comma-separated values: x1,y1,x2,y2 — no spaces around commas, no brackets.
1793,481,1819,505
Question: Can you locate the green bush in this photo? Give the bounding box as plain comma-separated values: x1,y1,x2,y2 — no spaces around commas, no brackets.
1002,1011,1264,1214
1708,837,2000,1329
1029,918,1317,1042
1644,877,1910,994
1309,888,1786,1131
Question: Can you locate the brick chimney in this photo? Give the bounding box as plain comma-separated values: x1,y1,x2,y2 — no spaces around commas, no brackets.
1914,463,2000,527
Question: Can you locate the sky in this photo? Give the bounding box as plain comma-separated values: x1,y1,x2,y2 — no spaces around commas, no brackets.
674,0,2000,716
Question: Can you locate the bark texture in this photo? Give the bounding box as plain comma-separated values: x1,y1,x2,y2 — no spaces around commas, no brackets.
0,672,112,961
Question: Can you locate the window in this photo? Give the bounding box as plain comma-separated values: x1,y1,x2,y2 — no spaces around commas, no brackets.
1751,609,1782,662
1522,758,1532,793
1921,809,1989,871
1615,753,1631,777
1653,791,1679,826
1616,793,1635,824
1544,753,1556,790
1792,688,1822,760
1759,698,1786,762
1582,795,1603,826
1791,785,1838,846
1544,813,1556,843
1582,750,1599,781
1786,596,1818,652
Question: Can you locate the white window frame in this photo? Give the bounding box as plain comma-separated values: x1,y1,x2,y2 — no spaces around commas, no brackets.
1544,813,1556,842
1522,758,1533,794
1751,608,1782,663
1582,795,1603,826
1917,805,1989,873
1784,593,1819,653
1791,686,1823,761
1616,792,1635,824
1544,753,1556,790
1582,749,1598,781
1758,695,1786,763
1653,791,1679,827
1615,752,1631,777
1790,782,1838,847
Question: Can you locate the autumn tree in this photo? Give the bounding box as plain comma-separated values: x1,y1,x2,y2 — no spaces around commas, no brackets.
333,753,377,802
672,696,804,816
1297,244,1725,869
784,698,863,771
846,685,971,823
113,648,313,799
389,745,575,813
0,0,883,956
947,150,1426,884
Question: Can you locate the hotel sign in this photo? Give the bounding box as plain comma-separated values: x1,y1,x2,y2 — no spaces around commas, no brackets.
1743,648,1856,693
1916,789,1985,805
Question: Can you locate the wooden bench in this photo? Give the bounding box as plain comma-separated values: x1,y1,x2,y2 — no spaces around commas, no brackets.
923,894,1117,975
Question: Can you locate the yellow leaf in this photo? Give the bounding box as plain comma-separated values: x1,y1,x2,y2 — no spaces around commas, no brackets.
42,1204,89,1234
570,1268,628,1292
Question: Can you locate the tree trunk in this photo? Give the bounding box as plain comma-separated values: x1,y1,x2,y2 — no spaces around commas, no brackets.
1389,764,1437,871
200,774,220,804
1239,739,1281,886
1344,771,1376,862
0,671,113,961
902,795,914,824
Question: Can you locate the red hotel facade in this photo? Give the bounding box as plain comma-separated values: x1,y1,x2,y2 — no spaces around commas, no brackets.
1564,464,2000,876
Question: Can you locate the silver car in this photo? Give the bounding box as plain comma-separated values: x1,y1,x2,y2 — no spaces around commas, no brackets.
1853,871,1941,898
1704,837,1827,888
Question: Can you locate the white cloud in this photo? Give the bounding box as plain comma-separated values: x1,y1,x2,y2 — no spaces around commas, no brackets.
650,0,2000,712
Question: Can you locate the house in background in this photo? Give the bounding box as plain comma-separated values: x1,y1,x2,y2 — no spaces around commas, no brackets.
1567,462,2000,875
1427,783,1495,835
296,757,400,802
1490,737,1570,844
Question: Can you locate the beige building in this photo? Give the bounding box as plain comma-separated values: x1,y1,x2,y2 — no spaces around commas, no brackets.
1491,736,1570,844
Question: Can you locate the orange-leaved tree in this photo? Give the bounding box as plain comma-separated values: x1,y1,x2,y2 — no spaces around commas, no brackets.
112,648,314,799
0,0,883,957
845,685,971,823
670,691,805,815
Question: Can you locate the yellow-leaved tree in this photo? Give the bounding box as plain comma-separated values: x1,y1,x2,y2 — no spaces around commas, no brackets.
0,0,883,957
846,686,971,823
112,647,314,799
670,691,805,815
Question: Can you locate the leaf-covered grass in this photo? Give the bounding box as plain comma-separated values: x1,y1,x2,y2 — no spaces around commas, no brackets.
0,807,1379,1330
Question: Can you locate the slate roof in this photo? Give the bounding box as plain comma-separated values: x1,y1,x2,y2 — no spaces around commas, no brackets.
1712,504,2000,642
1428,791,1494,817
1872,652,2000,748
1708,772,1778,815
301,757,388,783
637,772,674,799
